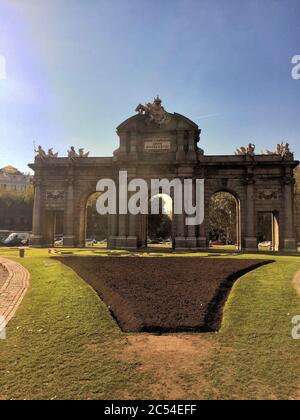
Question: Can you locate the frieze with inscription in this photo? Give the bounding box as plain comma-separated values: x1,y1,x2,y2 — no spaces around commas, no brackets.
144,138,171,151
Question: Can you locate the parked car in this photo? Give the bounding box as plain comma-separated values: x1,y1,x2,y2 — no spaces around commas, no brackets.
209,240,225,246
1,232,30,247
86,238,96,246
148,239,160,244
258,241,272,249
0,230,10,242
54,237,63,246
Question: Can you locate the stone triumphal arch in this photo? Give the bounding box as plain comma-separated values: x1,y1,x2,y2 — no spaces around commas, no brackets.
29,97,299,252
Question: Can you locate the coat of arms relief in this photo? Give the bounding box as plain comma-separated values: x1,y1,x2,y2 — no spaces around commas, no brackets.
135,96,171,127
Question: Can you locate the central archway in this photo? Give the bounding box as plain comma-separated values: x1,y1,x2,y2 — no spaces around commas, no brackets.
146,193,173,249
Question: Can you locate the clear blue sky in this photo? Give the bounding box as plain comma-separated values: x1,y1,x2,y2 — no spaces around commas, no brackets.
0,0,299,173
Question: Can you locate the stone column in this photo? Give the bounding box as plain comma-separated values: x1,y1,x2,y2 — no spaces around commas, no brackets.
115,214,127,248
176,131,186,160
31,175,44,246
44,211,55,247
283,173,297,251
129,132,138,160
115,176,128,248
196,172,207,248
186,178,197,248
63,173,75,247
244,175,257,250
108,213,118,248
174,179,186,248
114,170,139,249
127,189,138,248
186,131,197,161
197,216,207,248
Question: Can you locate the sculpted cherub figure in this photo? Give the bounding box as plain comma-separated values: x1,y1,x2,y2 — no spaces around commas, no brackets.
78,148,90,158
47,148,58,158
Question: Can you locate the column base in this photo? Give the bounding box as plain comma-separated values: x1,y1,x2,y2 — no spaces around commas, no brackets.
185,237,197,248
244,237,258,251
283,238,297,252
197,236,207,248
174,237,197,249
126,236,138,249
30,235,44,247
108,236,117,248
174,237,186,248
111,236,138,249
63,235,75,247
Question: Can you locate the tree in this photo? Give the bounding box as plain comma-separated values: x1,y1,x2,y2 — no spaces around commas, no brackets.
148,195,172,239
0,187,34,231
148,213,172,239
209,192,237,244
86,193,108,240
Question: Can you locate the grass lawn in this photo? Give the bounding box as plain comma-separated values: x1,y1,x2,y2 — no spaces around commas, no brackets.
0,247,299,400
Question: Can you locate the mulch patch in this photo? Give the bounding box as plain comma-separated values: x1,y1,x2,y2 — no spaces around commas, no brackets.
57,257,272,333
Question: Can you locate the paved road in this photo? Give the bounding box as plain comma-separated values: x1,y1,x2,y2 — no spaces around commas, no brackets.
0,257,30,333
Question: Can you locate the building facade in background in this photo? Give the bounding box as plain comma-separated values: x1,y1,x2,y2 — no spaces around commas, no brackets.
0,166,33,232
0,166,32,192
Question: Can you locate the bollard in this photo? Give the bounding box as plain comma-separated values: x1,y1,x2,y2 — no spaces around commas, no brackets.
19,248,25,258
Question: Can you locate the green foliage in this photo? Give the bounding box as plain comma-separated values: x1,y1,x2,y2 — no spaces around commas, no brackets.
86,193,108,240
148,213,172,239
209,192,237,243
0,249,145,400
0,188,33,230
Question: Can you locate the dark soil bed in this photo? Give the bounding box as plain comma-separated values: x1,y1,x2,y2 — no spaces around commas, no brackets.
57,257,272,333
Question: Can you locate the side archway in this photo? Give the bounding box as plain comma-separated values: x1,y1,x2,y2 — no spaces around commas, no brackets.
75,191,108,248
208,190,241,250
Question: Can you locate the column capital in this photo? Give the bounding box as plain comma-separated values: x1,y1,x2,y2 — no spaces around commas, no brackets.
33,176,42,187
243,175,255,185
65,177,74,186
282,176,295,185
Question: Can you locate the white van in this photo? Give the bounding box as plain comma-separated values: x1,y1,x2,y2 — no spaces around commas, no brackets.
2,232,31,246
